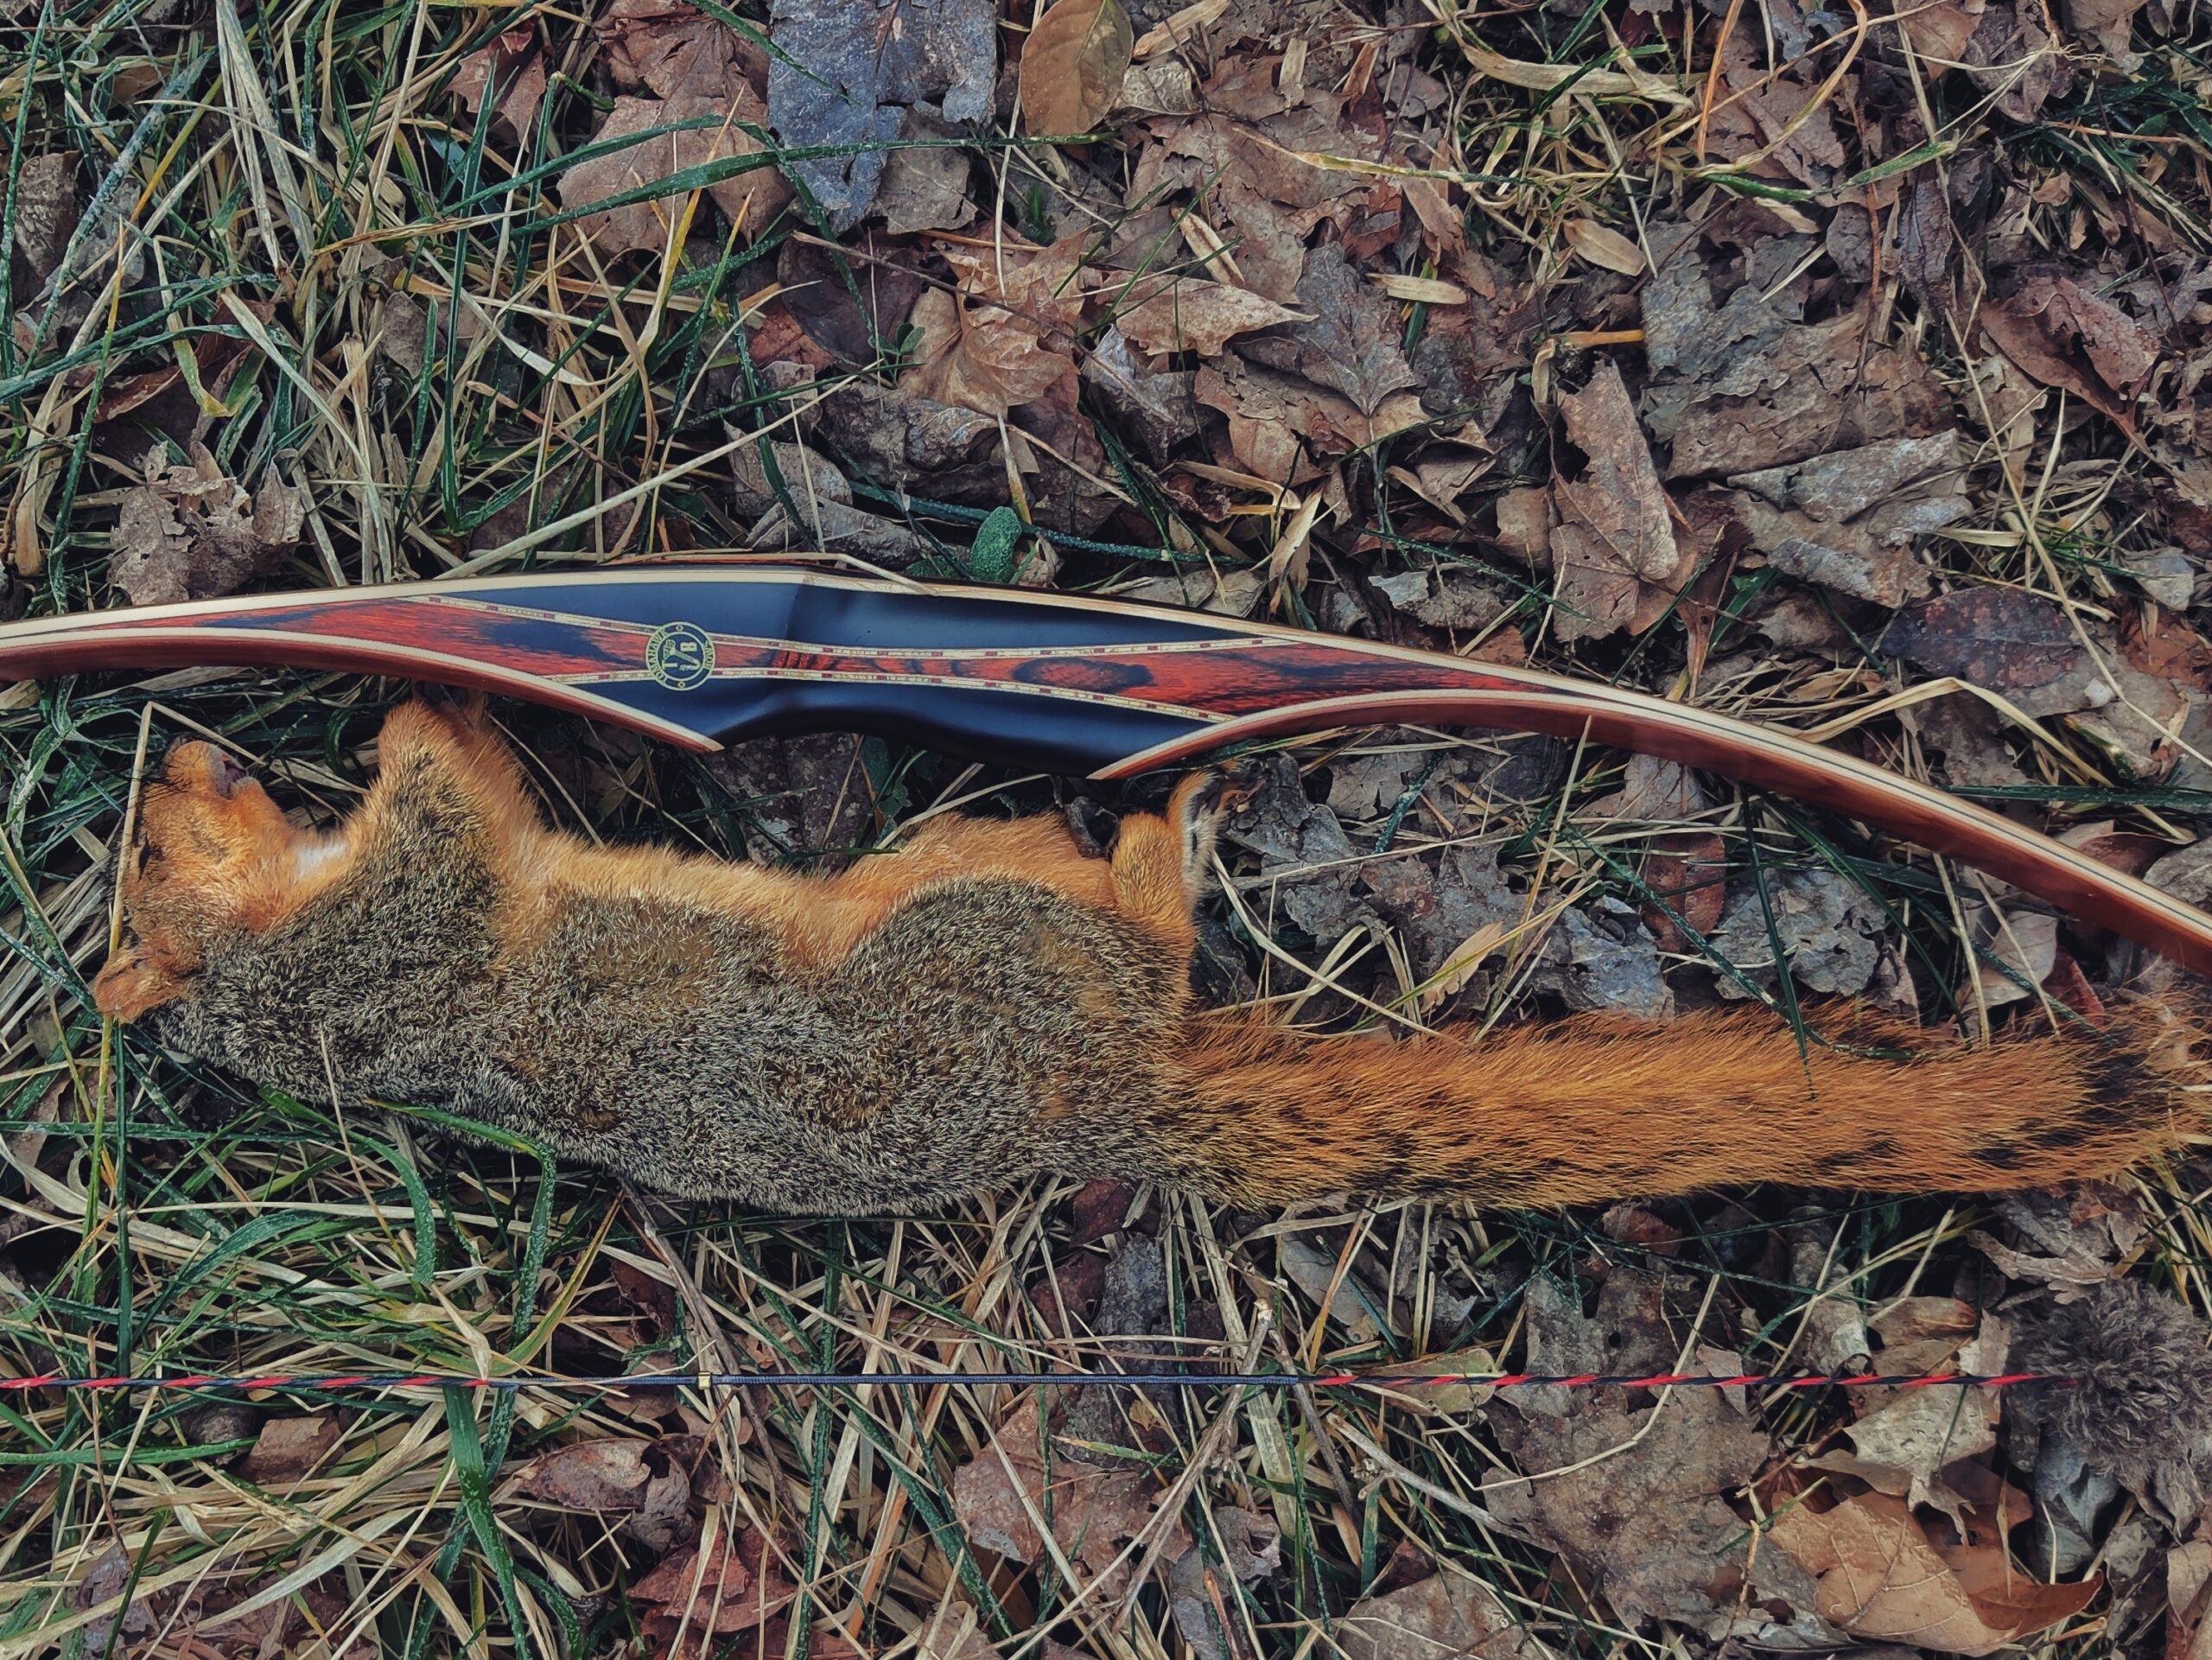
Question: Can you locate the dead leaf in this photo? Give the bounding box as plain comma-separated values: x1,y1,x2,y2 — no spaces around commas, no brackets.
1724,432,1966,606
1967,1183,2144,1294
1888,0,1986,66
513,1435,698,1551
557,88,788,256
1237,242,1420,417
1194,353,1428,481
918,1600,1000,1660
1769,1490,2098,1653
449,23,546,140
1702,32,1846,188
909,288,1071,415
1360,840,1522,985
1369,566,1508,632
237,1415,340,1484
1961,3,2070,121
1816,1310,2007,1523
514,1439,658,1509
1642,240,1949,478
1530,900,1674,1018
1082,327,1199,462
1133,109,1382,302
767,0,995,231
1338,1564,1554,1660
634,1527,792,1638
1563,219,1644,276
111,442,308,605
1639,830,1728,951
906,236,1084,417
1167,1509,1281,1660
2060,0,2145,60
951,1394,1192,1600
1279,1237,1397,1345
1020,0,1135,137
8,152,76,301
1550,361,1686,641
1877,587,2104,716
1980,273,2158,431
596,0,761,99
875,118,975,234
1585,753,1707,822
1116,277,1303,356
93,319,258,425
1708,868,1885,999
1489,1273,1815,1626
1133,0,1228,56
73,1542,157,1652
1958,906,2059,1011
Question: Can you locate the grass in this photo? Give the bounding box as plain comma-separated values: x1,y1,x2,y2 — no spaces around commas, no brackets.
0,0,2209,1650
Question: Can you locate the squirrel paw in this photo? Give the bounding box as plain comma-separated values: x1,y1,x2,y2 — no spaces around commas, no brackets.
1169,760,1264,896
1064,795,1121,861
412,683,492,730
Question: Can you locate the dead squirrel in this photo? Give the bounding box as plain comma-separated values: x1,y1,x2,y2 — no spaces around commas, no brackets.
94,696,2203,1212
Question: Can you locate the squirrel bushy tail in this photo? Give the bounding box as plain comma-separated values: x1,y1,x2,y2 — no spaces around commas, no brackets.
1147,998,2208,1205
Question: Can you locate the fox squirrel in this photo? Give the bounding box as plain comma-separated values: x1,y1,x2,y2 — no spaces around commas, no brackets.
92,697,2203,1212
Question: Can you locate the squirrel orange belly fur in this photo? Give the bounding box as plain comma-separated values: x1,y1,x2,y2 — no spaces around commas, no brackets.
94,698,2203,1212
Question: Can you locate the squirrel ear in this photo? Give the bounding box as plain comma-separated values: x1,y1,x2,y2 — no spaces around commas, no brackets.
92,947,188,1021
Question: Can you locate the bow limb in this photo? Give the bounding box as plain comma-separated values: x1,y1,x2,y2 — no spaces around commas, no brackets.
1100,685,2212,978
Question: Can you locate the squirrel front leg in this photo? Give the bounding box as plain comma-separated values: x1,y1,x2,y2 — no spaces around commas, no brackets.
798,769,1236,963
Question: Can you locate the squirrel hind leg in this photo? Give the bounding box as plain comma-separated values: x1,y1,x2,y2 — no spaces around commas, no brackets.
1107,766,1254,951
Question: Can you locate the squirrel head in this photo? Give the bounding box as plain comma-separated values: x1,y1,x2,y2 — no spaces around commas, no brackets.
95,741,338,1021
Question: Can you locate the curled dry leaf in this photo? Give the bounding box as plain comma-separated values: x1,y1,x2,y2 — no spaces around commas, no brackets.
1020,0,1135,137
512,1434,700,1550
633,1526,794,1640
448,23,546,140
906,236,1085,417
1979,272,2159,431
111,442,308,606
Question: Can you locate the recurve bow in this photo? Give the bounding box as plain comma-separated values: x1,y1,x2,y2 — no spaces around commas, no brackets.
4,559,2207,972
